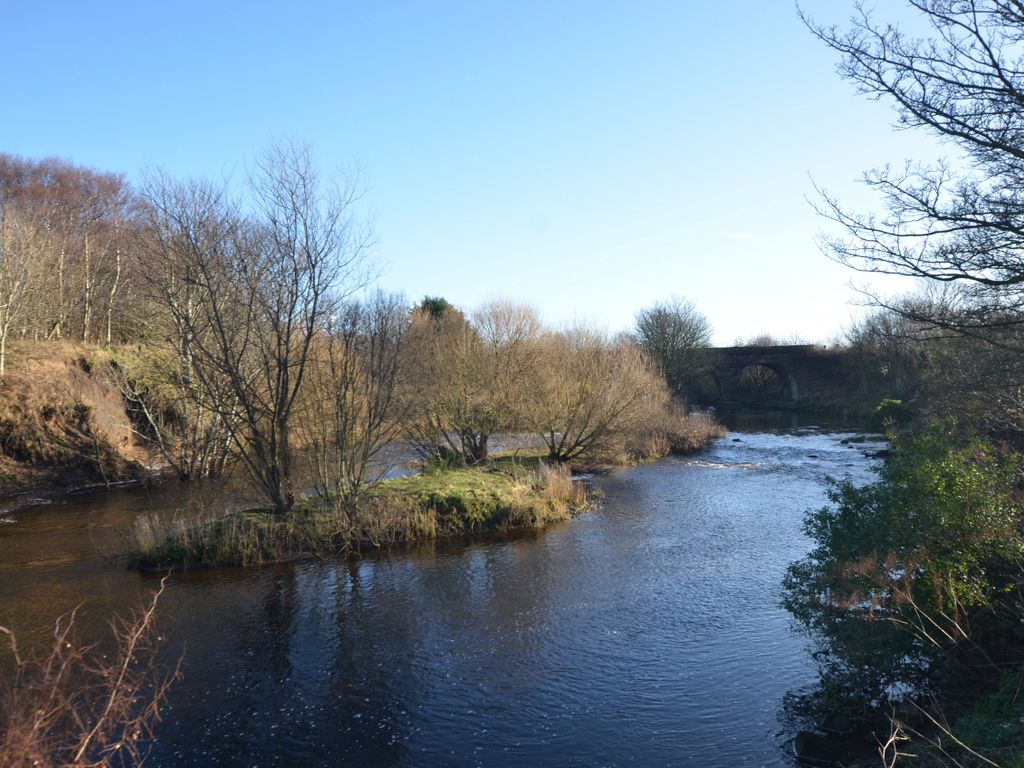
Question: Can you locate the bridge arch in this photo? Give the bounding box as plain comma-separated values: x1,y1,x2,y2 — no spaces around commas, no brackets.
692,370,724,401
736,361,798,403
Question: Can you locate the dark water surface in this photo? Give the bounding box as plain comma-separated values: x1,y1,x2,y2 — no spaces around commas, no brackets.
0,428,884,767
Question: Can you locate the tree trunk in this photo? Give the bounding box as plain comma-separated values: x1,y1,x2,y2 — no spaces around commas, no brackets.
82,233,92,343
106,238,121,345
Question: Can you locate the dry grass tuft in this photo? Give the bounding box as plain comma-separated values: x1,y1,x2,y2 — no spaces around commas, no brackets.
535,462,588,509
661,409,727,454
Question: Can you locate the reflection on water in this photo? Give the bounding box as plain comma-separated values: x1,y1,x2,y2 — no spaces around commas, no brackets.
713,408,865,434
0,429,882,767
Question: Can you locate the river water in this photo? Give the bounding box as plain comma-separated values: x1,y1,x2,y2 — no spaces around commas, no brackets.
0,427,884,767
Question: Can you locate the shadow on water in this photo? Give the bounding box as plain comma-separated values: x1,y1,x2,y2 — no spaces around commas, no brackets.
0,428,884,767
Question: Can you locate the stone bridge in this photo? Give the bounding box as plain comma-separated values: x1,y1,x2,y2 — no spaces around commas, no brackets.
702,344,854,405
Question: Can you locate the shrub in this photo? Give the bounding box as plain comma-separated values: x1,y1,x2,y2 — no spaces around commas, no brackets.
783,424,1024,712
0,581,179,768
622,405,726,463
866,398,914,432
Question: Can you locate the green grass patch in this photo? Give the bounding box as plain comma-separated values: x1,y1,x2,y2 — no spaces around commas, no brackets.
487,448,549,472
376,463,574,530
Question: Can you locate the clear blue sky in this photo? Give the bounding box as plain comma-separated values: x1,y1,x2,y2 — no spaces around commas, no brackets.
3,1,938,345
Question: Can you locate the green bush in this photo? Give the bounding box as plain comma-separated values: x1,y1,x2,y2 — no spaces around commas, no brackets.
783,424,1024,712
865,397,913,432
956,672,1024,758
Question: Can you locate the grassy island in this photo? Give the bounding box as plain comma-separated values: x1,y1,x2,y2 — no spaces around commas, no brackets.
129,460,593,570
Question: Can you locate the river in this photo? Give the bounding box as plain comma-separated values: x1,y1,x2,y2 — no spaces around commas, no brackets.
0,426,884,766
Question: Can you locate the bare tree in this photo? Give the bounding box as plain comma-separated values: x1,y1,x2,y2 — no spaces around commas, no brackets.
633,297,711,398
530,327,666,462
102,185,135,345
0,199,37,377
804,1,1024,348
733,333,782,347
132,176,243,479
737,365,783,403
880,285,1024,439
403,299,492,465
142,143,372,513
471,299,543,429
300,291,409,505
0,154,142,348
404,299,542,465
841,294,945,397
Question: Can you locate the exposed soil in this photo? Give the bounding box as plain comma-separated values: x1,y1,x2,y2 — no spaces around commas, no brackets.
0,343,156,503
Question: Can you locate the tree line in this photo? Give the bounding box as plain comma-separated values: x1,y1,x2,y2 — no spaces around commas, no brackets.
0,143,720,516
0,155,140,374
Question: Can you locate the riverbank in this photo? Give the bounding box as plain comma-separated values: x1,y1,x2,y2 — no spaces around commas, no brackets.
784,425,1024,768
0,339,726,499
0,344,155,502
129,460,594,570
